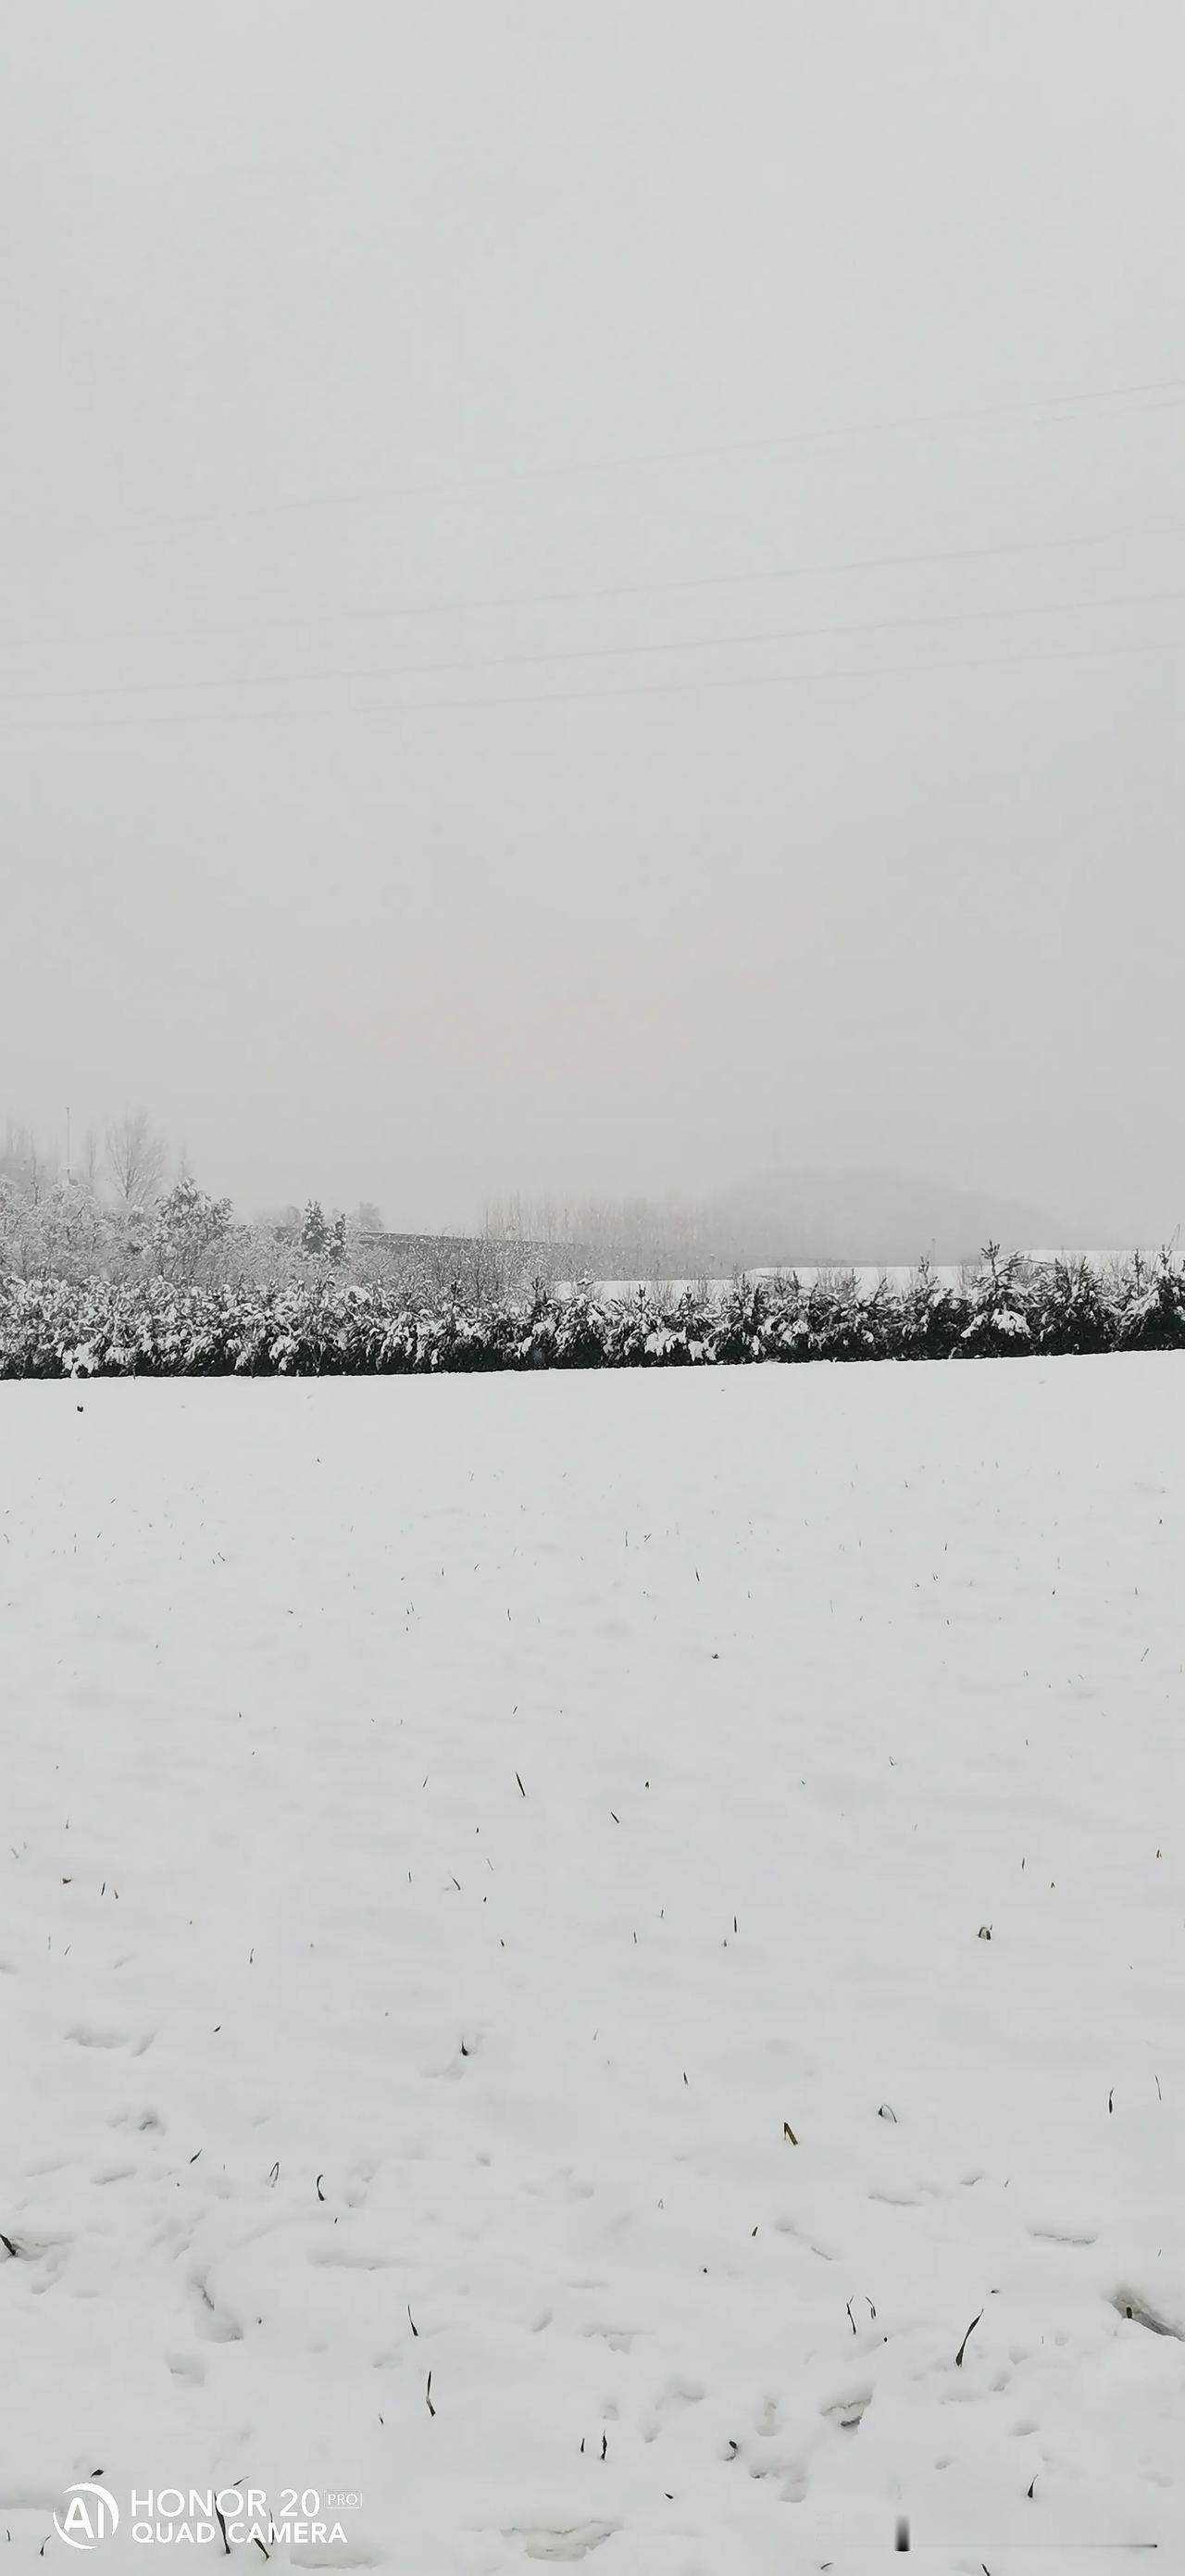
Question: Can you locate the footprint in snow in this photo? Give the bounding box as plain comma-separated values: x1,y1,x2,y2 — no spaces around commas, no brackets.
820,2383,873,2430
503,2525,617,2564
68,2024,156,2056
658,2376,705,2411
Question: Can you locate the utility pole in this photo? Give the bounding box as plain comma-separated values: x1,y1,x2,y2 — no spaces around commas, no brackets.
66,1104,72,1183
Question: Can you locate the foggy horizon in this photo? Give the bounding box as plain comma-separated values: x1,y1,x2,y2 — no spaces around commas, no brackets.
0,1101,1166,1262
3,2,1182,1249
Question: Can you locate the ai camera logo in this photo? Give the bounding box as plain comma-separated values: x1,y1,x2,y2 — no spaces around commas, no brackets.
54,2483,120,2549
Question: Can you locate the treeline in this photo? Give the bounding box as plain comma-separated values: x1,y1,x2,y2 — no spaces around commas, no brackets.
0,1174,555,1303
0,1111,393,1248
0,1119,555,1300
2,1249,1184,1378
1,1115,728,1289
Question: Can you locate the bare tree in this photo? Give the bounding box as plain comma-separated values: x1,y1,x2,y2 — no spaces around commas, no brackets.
0,1122,41,1200
106,1107,168,1208
4,1120,63,1201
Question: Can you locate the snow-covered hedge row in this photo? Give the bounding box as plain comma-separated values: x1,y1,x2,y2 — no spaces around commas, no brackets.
2,1250,1184,1377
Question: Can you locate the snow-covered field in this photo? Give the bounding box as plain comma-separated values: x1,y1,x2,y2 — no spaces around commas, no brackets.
1,1362,1182,2573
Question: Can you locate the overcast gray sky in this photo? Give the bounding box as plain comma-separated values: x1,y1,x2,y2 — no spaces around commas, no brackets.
2,0,1181,1236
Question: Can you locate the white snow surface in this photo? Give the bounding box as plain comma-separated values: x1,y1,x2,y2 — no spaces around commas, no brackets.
1,1361,1182,2573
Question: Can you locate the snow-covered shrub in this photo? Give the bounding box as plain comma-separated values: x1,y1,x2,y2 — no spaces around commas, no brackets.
1028,1256,1116,1356
957,1244,1035,1355
2,1248,1182,1376
1112,1248,1185,1349
893,1257,963,1358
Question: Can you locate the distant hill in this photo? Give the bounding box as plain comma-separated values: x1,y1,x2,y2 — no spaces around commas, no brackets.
686,1163,1063,1270
503,1166,1066,1280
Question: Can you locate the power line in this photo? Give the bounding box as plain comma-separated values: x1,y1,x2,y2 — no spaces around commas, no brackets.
113,372,1185,531
0,629,1179,735
64,517,1184,645
338,630,1185,718
4,519,1178,669
1,586,1180,712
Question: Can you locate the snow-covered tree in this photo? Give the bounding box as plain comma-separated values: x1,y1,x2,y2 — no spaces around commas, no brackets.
151,1176,234,1280
299,1201,347,1264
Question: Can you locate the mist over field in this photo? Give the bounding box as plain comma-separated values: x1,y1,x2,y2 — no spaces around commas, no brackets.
2,1111,1070,1275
